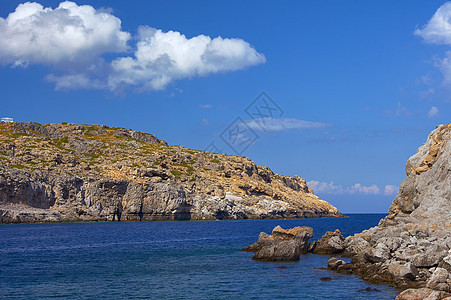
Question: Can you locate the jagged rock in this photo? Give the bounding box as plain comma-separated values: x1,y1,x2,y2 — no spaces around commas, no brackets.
388,262,419,281
395,288,450,300
325,124,451,294
0,122,342,223
242,226,313,261
427,268,450,292
413,252,447,268
363,244,391,263
343,236,371,256
327,257,345,270
310,229,345,254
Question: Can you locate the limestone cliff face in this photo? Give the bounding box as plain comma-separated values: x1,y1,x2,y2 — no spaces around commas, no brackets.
327,124,451,293
386,123,451,225
0,122,341,223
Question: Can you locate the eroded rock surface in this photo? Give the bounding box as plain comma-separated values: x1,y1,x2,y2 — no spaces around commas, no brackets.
0,122,341,223
242,225,313,261
322,124,451,295
309,229,345,254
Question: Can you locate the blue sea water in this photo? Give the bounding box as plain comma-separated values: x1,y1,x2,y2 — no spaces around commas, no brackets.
0,214,399,299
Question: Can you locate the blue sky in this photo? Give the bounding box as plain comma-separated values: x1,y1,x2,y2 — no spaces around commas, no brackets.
1,1,450,213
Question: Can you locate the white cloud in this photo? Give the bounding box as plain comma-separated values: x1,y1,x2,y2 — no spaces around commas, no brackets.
384,184,398,196
107,26,266,91
307,180,381,195
199,104,213,109
246,117,328,132
415,2,451,45
416,3,451,88
0,1,130,68
0,2,266,92
428,106,439,118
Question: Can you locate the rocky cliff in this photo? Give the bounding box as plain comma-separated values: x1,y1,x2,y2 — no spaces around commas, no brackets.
0,122,341,223
324,124,451,295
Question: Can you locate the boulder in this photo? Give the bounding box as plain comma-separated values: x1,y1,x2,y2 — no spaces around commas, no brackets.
395,288,450,300
427,268,450,292
363,244,390,263
242,226,313,261
388,262,419,281
311,229,345,254
413,252,446,268
327,257,345,270
343,236,371,256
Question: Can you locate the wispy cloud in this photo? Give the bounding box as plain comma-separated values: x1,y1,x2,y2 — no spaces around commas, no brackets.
307,180,382,195
0,1,266,92
428,106,439,118
245,117,328,132
384,184,398,196
199,104,213,109
383,102,411,117
419,88,435,99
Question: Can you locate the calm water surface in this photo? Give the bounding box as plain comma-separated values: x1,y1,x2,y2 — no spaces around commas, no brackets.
0,214,399,299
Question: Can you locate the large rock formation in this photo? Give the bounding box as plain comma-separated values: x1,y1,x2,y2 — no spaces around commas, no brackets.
0,122,341,223
324,124,451,294
242,225,313,261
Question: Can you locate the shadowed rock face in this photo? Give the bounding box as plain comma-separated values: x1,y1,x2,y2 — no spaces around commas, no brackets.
242,225,313,261
0,122,342,223
321,124,451,294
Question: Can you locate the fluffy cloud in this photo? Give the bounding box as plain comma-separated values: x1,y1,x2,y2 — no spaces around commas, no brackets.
416,3,451,87
0,2,265,91
428,106,439,118
415,3,451,45
0,1,130,68
246,117,328,132
307,180,380,195
384,184,398,196
107,26,266,91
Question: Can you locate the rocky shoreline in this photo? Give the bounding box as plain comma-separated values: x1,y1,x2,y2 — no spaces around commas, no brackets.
325,124,451,297
0,122,341,223
244,124,451,299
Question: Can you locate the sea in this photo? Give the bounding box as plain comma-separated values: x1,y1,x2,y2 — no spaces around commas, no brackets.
0,214,399,299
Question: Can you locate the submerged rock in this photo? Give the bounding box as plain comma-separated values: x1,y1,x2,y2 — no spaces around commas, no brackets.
320,277,332,281
357,287,381,292
242,225,313,261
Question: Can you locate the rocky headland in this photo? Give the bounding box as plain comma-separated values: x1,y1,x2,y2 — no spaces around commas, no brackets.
324,124,451,297
0,122,341,223
243,124,451,299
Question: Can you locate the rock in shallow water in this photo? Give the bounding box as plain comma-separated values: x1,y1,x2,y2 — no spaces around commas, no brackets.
327,257,345,271
242,225,313,261
309,229,345,254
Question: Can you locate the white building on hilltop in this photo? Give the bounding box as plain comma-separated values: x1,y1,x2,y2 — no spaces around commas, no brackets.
1,117,13,122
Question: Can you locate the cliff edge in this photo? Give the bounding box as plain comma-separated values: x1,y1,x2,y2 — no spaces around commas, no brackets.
325,124,451,295
0,122,341,223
